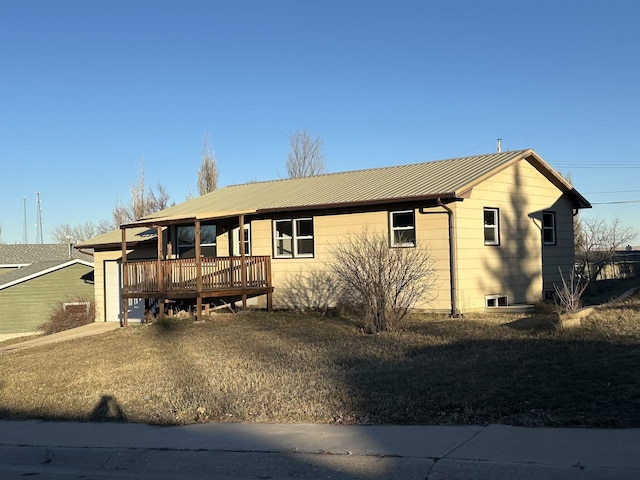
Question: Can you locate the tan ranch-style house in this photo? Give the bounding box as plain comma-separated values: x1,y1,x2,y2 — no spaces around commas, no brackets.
78,149,590,325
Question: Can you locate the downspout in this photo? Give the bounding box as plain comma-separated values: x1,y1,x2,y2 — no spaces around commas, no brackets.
437,198,459,317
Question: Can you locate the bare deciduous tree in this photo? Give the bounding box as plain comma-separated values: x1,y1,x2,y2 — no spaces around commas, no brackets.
110,161,172,228
329,230,437,333
286,129,326,178
52,222,104,244
198,131,218,195
575,216,637,283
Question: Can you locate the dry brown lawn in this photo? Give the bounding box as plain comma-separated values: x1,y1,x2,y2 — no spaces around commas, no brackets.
1,293,639,427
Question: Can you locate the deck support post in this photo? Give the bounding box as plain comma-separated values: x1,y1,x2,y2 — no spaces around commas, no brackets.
239,214,247,309
121,227,128,327
195,220,202,321
266,254,273,311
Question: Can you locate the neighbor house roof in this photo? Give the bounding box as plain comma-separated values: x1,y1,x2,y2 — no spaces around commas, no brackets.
79,149,591,248
0,259,94,290
0,244,93,266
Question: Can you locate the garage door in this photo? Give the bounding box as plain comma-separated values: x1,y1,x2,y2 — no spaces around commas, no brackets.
104,260,144,324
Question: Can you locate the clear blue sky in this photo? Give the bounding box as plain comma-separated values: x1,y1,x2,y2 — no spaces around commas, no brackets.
1,0,639,244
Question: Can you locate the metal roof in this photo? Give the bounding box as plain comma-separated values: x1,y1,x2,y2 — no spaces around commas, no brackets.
142,151,523,220
76,227,159,249
79,149,591,247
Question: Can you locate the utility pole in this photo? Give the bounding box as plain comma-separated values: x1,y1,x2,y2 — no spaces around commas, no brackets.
23,197,28,244
35,192,44,244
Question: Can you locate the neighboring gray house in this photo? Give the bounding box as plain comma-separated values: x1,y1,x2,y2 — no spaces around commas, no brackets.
0,244,94,335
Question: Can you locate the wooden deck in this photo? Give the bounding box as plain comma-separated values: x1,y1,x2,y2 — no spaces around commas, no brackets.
121,256,273,319
123,256,271,295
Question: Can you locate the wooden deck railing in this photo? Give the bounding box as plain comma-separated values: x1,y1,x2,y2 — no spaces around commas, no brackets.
124,256,271,294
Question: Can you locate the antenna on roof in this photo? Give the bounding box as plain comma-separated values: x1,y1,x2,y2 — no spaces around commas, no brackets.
22,197,28,244
35,191,44,244
497,138,502,153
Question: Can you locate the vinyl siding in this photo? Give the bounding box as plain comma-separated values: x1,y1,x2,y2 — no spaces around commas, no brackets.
454,160,574,311
0,264,94,334
248,209,451,311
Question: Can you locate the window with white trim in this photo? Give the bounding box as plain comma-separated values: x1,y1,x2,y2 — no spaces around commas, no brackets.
273,218,314,258
390,210,416,247
176,224,216,258
542,211,556,245
483,208,500,246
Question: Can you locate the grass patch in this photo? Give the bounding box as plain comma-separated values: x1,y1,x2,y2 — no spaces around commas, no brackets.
1,298,640,428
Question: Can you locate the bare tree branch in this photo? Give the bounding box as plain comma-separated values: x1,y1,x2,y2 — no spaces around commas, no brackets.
329,229,437,333
575,216,637,283
198,131,219,195
286,129,326,178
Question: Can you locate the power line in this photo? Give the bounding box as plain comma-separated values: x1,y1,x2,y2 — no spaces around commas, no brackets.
591,199,640,205
554,164,640,169
584,189,640,194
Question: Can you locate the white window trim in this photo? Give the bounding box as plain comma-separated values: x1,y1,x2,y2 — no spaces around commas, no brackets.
232,224,251,256
484,207,500,246
542,211,556,246
389,210,416,247
273,218,314,258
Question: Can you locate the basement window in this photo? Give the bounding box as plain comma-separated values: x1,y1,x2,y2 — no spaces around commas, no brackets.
485,295,508,307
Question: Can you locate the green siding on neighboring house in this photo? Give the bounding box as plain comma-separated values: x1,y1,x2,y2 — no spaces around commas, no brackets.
0,264,94,334
0,267,16,275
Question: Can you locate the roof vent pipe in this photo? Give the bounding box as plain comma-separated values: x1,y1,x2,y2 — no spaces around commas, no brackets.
497,138,502,153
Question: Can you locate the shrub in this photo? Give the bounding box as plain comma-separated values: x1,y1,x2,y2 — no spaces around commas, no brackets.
329,229,437,333
554,267,589,312
40,296,96,335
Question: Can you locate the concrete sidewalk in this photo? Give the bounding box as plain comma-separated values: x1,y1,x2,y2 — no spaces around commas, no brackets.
1,420,639,479
0,322,120,353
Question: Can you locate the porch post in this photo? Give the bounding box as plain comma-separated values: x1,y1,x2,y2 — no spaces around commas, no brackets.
195,220,202,320
121,227,128,327
239,214,247,309
266,256,273,311
156,226,165,319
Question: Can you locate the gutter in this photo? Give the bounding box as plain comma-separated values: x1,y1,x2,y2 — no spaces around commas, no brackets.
438,199,459,317
424,199,459,317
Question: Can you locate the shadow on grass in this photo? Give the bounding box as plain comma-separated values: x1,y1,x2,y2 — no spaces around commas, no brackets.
1,311,640,429
503,315,556,331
